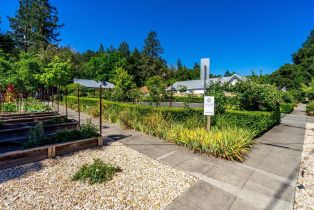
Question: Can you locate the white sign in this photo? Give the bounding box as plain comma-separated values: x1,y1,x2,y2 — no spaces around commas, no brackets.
204,96,214,116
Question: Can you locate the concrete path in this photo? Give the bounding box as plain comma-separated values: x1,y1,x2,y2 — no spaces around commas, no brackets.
55,103,312,210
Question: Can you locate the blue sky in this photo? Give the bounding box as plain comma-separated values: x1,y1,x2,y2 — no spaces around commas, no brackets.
1,0,314,76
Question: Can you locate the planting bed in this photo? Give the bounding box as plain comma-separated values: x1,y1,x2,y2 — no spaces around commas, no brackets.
0,142,196,209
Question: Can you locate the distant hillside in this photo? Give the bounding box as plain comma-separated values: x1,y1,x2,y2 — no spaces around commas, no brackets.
271,29,314,89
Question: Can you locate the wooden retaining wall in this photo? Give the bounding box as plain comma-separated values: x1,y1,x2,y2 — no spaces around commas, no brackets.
0,136,103,170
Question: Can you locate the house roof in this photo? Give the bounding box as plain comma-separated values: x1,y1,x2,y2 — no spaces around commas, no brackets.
73,79,115,89
167,74,244,91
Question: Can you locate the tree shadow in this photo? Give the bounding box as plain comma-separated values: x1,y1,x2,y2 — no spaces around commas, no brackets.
0,162,42,184
103,134,131,145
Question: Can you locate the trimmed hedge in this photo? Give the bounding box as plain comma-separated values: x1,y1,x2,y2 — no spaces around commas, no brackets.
64,96,280,137
280,103,294,114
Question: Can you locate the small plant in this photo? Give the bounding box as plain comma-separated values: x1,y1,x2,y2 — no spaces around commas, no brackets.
72,158,122,184
80,121,99,138
118,110,134,129
24,122,45,148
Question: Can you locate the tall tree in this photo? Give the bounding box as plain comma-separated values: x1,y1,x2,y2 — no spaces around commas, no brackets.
98,43,104,54
8,0,33,51
9,0,63,51
176,58,183,70
118,41,130,58
143,31,163,59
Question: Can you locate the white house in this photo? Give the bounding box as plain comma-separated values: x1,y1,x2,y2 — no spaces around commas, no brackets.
167,74,244,94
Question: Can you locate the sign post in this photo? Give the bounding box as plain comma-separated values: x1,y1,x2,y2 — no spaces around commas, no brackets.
201,58,214,132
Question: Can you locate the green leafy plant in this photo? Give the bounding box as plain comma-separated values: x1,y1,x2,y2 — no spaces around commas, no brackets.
306,101,314,116
24,122,45,148
146,76,166,106
72,158,122,184
234,80,280,112
280,103,294,114
205,81,226,114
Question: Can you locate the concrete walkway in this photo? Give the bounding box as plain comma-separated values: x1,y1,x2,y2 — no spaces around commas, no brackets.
55,103,312,210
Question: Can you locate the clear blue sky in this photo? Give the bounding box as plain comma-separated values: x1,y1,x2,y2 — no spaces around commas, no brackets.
1,0,314,76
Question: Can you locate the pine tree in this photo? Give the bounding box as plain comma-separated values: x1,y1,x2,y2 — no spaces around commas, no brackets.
8,0,33,51
143,31,163,59
98,43,104,53
8,0,63,51
118,41,130,58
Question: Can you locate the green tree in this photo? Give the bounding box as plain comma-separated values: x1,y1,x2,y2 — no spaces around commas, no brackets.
9,0,63,51
98,44,105,54
110,67,136,101
143,31,163,59
146,76,166,106
118,41,130,58
39,56,71,87
12,52,43,93
301,78,314,99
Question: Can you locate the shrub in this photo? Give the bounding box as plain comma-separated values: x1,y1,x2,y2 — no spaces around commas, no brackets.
1,103,16,112
167,126,255,161
24,123,45,148
280,103,294,114
214,110,280,136
280,91,294,103
146,76,166,106
205,81,226,114
234,81,280,112
73,158,122,184
306,101,314,116
63,96,280,137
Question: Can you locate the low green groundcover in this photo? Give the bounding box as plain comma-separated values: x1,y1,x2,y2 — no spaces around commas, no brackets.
73,158,122,184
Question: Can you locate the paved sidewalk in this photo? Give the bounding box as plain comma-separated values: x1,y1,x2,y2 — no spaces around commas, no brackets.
56,103,311,210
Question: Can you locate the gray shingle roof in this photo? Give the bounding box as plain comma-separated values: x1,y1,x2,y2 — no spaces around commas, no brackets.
74,79,115,89
167,74,243,91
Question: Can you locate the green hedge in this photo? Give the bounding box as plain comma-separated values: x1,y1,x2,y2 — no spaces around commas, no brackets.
64,96,280,137
306,101,314,116
280,103,294,114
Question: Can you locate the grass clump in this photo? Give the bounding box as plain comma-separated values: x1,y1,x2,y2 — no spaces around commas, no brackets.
73,158,122,184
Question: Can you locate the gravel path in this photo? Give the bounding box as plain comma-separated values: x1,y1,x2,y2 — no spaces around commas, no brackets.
0,142,197,209
294,122,314,209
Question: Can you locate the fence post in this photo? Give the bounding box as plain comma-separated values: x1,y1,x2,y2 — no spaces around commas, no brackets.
99,85,102,135
57,85,60,112
65,86,68,117
77,85,80,128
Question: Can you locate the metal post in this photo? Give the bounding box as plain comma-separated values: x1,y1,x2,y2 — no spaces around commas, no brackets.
99,85,103,135
77,85,80,128
65,87,68,117
57,85,60,112
51,87,54,110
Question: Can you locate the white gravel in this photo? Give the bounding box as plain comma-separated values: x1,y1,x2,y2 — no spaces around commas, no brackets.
0,142,197,209
294,122,314,210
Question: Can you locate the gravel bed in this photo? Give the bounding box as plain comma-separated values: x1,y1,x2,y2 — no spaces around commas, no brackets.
0,142,197,209
294,122,314,209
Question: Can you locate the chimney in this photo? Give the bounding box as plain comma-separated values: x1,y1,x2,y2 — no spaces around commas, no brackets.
201,58,210,80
